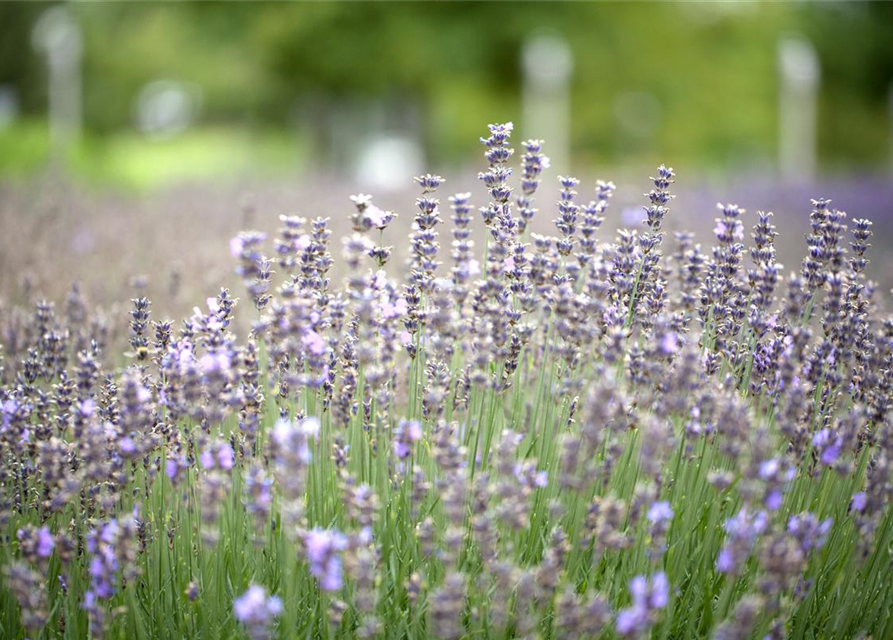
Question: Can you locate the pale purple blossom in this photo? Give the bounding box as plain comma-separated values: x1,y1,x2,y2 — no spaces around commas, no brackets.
166,454,189,484
647,501,674,524
119,436,136,455
200,442,234,471
80,398,96,418
1,398,18,430
812,429,843,466
365,204,387,228
234,585,282,640
303,528,348,592
36,527,54,558
379,294,408,320
199,351,231,375
230,235,245,258
302,330,326,356
714,219,744,240
616,572,669,636
394,419,422,459
717,508,768,575
787,513,832,552
850,492,867,513
659,332,679,355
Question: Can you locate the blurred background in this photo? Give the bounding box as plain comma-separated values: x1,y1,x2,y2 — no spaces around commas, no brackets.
2,1,893,318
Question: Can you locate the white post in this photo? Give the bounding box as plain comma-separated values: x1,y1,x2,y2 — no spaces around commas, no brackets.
778,37,820,181
32,6,83,160
522,34,573,175
0,85,19,130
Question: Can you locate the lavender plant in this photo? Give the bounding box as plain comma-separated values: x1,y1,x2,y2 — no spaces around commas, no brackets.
1,122,892,640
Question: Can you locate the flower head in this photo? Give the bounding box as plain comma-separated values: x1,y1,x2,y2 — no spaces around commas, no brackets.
303,528,348,592
616,572,669,636
394,419,422,459
234,585,282,640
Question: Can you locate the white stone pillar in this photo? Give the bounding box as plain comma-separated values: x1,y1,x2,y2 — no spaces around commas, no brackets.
32,6,83,159
778,37,820,181
522,34,573,175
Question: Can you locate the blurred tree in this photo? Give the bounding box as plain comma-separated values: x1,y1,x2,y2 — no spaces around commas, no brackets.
802,2,893,167
2,2,892,171
0,4,48,112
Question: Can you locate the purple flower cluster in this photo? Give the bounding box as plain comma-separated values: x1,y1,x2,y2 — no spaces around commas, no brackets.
234,584,282,640
393,419,422,459
303,527,348,592
616,572,669,637
82,516,137,639
1,120,892,640
717,508,768,575
199,440,235,471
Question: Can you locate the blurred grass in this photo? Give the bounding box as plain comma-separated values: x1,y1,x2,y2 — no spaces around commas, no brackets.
0,120,304,190
2,1,892,189
0,120,50,177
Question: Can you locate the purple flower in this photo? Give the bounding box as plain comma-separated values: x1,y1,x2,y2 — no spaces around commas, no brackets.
200,442,234,471
234,585,282,621
758,459,779,479
765,490,784,511
716,548,735,573
714,219,744,240
350,193,373,209
270,417,318,466
80,398,96,418
119,436,136,455
534,470,549,488
1,398,19,430
787,513,833,552
36,527,54,559
166,454,189,483
230,235,245,258
812,429,843,466
199,351,231,375
303,528,348,592
82,518,135,615
820,442,841,466
217,445,234,470
234,585,282,640
17,525,55,563
758,457,794,510
616,572,669,637
295,234,311,251
393,419,422,460
616,603,648,636
379,294,408,320
302,330,326,357
850,492,868,513
647,501,674,524
659,332,679,355
717,508,768,575
650,572,669,608
365,204,387,228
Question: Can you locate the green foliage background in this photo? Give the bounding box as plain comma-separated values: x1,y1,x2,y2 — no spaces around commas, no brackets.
1,1,892,182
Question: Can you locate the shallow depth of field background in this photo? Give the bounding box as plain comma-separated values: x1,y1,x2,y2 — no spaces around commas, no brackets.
2,1,893,320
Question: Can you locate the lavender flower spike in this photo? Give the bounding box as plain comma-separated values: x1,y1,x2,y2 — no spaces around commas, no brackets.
303,527,348,592
234,584,282,640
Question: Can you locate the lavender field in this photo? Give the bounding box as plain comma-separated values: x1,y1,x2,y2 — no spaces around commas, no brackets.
1,121,892,640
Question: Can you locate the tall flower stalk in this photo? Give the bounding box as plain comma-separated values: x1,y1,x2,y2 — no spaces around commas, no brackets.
0,122,891,640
